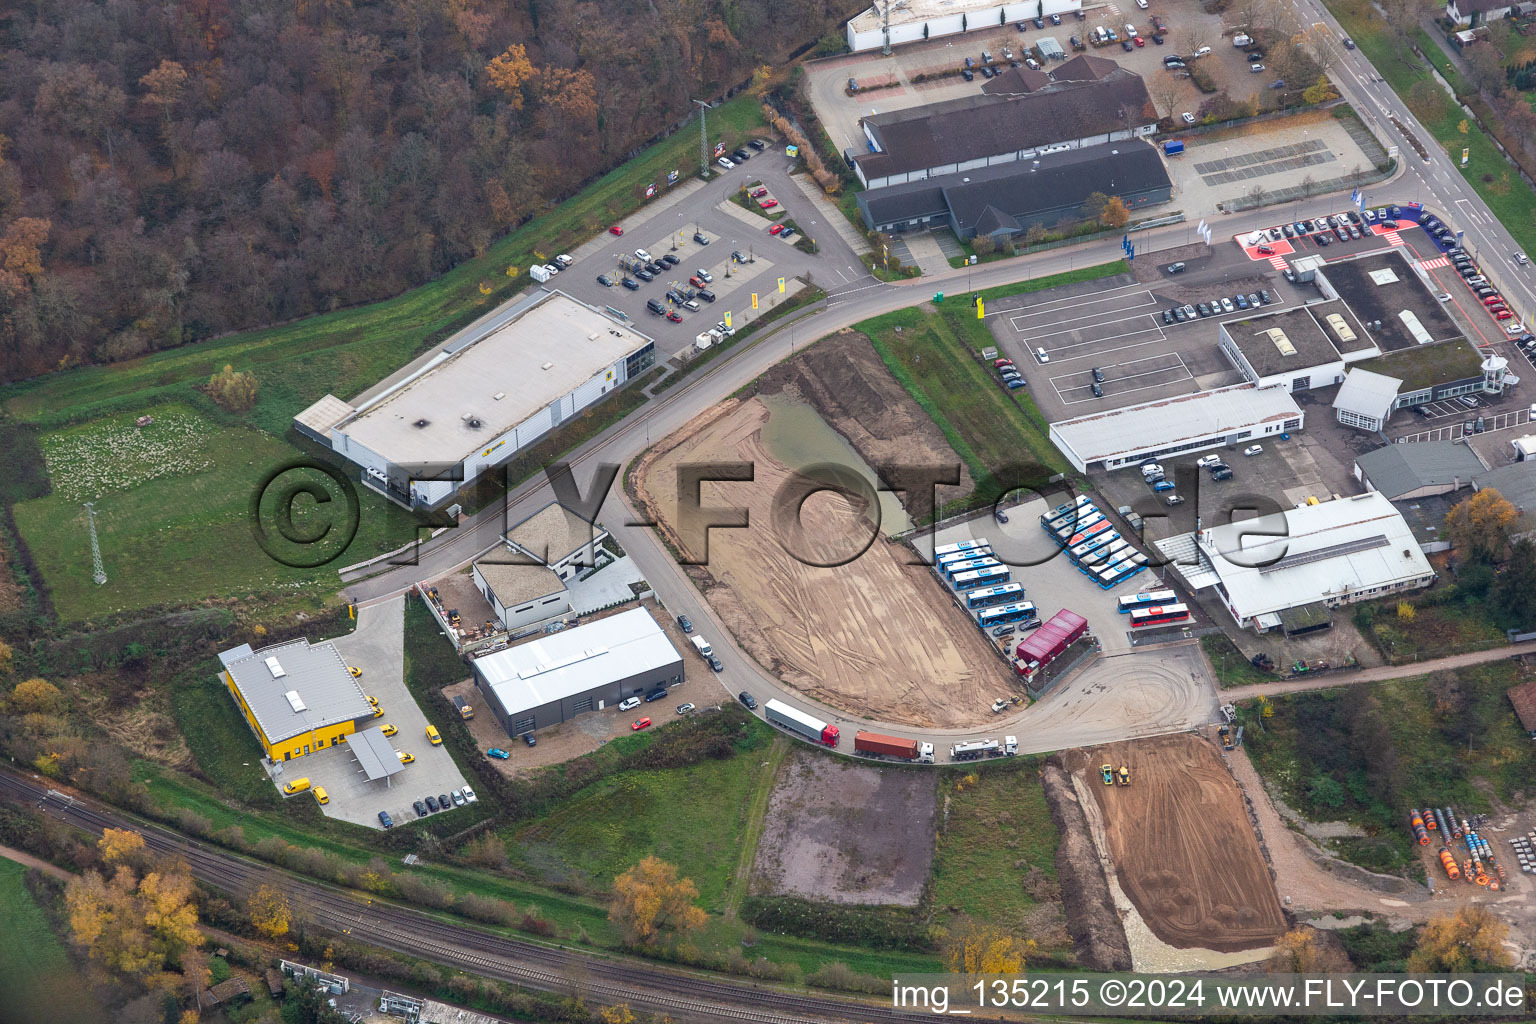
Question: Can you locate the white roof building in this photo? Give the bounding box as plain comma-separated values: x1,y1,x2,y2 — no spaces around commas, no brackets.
845,0,1085,53
296,291,656,508
1157,492,1435,634
471,607,684,735
1048,383,1304,472
1334,369,1402,432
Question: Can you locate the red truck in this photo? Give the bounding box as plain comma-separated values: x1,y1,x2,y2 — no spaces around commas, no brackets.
854,731,935,763
1013,608,1089,679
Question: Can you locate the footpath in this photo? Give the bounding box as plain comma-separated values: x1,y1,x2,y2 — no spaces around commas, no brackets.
1221,638,1536,702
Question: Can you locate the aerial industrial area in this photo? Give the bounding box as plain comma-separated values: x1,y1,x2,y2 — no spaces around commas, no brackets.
4,0,1536,1021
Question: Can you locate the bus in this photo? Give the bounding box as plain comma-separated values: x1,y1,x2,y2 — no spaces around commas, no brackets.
1063,519,1113,548
1094,559,1144,589
935,539,988,559
966,582,1025,611
1117,589,1177,613
944,556,1001,581
937,546,992,568
953,565,1011,591
1069,531,1119,561
978,602,1039,629
1044,502,1097,531
1078,538,1130,568
1054,510,1103,540
1042,495,1093,525
1128,603,1190,628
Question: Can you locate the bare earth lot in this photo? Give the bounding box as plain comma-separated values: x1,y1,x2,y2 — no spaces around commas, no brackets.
1065,733,1287,953
634,395,1013,727
752,749,938,906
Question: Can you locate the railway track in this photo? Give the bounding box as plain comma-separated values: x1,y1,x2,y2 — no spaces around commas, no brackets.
0,770,993,1024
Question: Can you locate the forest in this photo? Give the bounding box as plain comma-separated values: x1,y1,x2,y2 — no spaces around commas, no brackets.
0,0,858,383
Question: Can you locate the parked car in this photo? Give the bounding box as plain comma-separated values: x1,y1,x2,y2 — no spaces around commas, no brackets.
1259,289,1272,304
523,732,537,747
1181,112,1196,124
1166,262,1186,273
621,277,639,290
1243,444,1264,456
1197,302,1211,317
618,696,641,711
666,310,683,323
769,224,784,235
1152,480,1176,492
961,68,975,81
1211,467,1234,480
661,253,680,266
1091,382,1104,397
597,273,615,287
677,614,693,632
697,288,716,302
635,268,654,281
749,138,767,150
1220,297,1235,312
414,800,429,817
645,687,668,702
760,199,778,209
739,691,757,709
709,655,724,672
378,811,394,829
1165,495,1185,505
716,156,734,169
425,795,439,812
609,225,624,236
693,232,710,244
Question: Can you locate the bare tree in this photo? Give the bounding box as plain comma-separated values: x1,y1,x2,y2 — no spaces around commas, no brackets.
1152,79,1184,118
1176,26,1211,57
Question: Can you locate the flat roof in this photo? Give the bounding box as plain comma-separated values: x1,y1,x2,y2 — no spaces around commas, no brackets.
1196,492,1432,618
849,0,1023,32
1224,306,1342,379
1354,337,1484,390
1316,251,1460,353
508,502,605,566
335,292,652,466
294,394,355,436
1475,462,1536,513
474,558,567,608
474,607,681,717
1049,384,1302,465
222,639,373,745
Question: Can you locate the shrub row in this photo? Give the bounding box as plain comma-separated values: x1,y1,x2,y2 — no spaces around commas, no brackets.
740,893,935,950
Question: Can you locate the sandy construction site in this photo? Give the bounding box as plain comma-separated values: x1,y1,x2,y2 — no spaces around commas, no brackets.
1063,733,1287,958
632,389,1012,727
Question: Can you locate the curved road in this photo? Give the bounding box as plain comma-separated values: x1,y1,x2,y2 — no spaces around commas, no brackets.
339,12,1535,761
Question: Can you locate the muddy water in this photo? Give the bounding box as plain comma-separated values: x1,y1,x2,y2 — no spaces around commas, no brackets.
757,393,913,537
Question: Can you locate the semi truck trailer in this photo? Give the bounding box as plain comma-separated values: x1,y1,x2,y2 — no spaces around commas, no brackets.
764,698,840,746
854,731,935,762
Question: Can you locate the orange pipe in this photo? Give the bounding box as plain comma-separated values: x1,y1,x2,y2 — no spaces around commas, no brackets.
1439,850,1461,879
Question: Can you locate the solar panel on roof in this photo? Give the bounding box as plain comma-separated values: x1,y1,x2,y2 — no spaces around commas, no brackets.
1257,534,1389,574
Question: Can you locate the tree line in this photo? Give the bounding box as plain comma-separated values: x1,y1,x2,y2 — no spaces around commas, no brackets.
0,0,860,384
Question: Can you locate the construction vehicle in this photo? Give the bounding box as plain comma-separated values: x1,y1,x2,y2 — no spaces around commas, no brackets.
1116,765,1130,786
1100,764,1115,785
1249,652,1274,671
1219,724,1234,750
451,694,474,720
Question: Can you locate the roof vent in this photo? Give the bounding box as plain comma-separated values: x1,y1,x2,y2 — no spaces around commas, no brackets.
542,361,554,371
413,419,430,428
466,417,482,429
265,657,286,679
284,690,307,712
493,392,506,401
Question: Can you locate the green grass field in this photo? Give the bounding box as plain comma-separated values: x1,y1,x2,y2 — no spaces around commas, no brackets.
0,860,104,1024
929,759,1063,942
1201,634,1281,689
503,728,775,911
12,403,416,621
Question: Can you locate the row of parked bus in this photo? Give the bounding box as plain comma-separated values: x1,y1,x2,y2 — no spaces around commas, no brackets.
934,539,1039,635
1115,588,1191,628
1039,496,1148,589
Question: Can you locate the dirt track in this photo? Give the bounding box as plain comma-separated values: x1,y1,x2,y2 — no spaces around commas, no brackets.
1066,734,1287,953
633,395,1013,728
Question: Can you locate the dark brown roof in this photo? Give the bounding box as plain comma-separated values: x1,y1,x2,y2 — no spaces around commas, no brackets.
857,67,1155,180
1508,679,1536,733
981,66,1052,94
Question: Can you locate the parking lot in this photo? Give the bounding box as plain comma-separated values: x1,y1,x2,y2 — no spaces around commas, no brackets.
296,599,471,831
537,147,874,358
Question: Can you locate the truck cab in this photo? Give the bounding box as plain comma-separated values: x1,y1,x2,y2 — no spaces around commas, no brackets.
690,635,714,657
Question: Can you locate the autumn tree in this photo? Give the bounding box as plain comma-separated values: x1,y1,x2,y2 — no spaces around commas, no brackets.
10,677,63,715
486,44,537,108
1407,906,1513,972
66,867,164,980
248,883,293,940
1407,79,1449,122
1099,197,1131,229
1082,192,1110,222
1269,927,1324,972
99,828,147,866
608,857,707,946
944,918,1034,975
0,638,12,674
1445,488,1519,563
0,218,50,301
1302,76,1337,105
206,364,259,412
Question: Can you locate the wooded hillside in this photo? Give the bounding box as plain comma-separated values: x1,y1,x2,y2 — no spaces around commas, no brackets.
0,0,855,382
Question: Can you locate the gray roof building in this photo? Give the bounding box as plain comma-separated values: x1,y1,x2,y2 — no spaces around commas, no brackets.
1473,462,1536,540
221,639,373,748
857,141,1172,240
854,59,1156,187
1355,441,1486,500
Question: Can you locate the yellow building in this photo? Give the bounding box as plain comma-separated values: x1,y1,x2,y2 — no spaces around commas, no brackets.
218,639,374,762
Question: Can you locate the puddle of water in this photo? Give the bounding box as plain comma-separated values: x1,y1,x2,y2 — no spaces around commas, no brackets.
758,394,914,537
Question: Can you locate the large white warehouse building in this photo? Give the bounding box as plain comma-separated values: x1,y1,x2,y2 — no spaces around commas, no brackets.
295,291,656,509
846,0,1084,53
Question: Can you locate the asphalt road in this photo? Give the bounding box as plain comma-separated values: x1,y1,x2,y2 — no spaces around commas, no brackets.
340,17,1536,761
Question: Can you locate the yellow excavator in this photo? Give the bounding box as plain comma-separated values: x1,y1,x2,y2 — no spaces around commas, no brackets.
1116,765,1130,786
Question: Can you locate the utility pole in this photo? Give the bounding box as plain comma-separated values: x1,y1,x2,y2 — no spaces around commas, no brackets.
882,0,892,56
84,502,106,585
694,99,711,180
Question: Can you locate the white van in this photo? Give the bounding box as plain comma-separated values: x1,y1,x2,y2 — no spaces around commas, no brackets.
1124,23,1138,37
1233,33,1252,47
1036,346,1050,364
